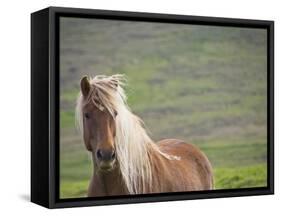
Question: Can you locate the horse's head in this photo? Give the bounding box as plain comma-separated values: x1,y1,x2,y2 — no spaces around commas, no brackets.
76,74,167,194
79,76,119,172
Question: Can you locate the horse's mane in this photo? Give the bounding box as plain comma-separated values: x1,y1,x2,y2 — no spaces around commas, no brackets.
76,74,177,194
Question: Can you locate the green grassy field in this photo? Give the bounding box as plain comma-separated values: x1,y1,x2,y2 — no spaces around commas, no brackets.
59,18,267,198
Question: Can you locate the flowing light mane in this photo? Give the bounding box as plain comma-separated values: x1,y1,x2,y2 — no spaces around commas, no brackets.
76,74,177,194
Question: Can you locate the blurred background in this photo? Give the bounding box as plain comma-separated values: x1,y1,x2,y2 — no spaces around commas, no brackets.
60,17,267,198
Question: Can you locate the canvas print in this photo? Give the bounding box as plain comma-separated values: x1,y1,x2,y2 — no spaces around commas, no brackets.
59,17,267,199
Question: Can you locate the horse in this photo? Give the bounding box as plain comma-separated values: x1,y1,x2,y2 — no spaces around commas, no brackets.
75,74,213,196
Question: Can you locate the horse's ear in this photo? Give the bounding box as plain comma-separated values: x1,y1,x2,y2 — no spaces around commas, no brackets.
80,76,91,97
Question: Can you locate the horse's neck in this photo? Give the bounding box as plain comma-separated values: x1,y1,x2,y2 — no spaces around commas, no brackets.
94,166,128,196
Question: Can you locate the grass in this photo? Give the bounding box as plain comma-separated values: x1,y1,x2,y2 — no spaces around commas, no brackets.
215,164,267,189
61,180,89,198
60,164,267,198
59,18,267,198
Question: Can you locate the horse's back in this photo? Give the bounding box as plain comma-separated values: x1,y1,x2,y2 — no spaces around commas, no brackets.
156,139,213,190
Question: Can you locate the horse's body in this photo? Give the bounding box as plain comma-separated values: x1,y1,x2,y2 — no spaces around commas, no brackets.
76,74,213,197
88,139,213,196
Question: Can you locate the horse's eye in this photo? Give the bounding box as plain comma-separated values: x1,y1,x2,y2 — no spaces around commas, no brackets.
114,110,118,117
84,113,90,119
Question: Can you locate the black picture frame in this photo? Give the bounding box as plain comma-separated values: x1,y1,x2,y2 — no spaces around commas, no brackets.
31,6,274,209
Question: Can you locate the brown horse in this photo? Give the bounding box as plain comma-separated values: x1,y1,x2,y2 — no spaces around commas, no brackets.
75,74,213,196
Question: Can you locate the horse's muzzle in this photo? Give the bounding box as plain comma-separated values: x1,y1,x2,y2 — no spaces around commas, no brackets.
96,148,116,162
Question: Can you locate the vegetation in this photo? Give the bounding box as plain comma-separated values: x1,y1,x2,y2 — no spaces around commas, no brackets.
59,18,267,198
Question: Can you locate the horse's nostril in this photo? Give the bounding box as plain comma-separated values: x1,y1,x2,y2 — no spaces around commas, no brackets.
96,149,103,160
96,149,115,161
111,150,116,159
